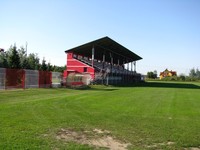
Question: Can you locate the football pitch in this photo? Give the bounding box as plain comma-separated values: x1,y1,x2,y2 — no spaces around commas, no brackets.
0,81,200,150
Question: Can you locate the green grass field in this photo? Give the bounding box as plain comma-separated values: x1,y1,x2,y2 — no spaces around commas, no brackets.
0,81,200,150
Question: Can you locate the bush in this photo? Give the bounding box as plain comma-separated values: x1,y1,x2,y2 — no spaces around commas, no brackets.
161,76,200,82
161,76,177,81
179,75,186,81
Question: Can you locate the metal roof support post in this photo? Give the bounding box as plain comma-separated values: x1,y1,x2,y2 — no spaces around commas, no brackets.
110,53,113,74
123,61,125,71
134,61,136,72
126,60,129,82
111,57,113,79
92,46,95,68
125,60,127,74
127,61,129,71
102,53,105,85
106,73,109,85
117,59,120,69
131,62,133,72
103,53,105,69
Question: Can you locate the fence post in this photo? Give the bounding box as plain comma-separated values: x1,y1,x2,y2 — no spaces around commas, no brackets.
22,69,25,89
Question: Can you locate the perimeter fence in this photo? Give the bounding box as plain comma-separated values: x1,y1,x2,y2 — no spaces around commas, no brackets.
0,68,62,90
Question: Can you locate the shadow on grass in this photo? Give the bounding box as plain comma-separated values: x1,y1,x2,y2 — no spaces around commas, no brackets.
117,81,200,89
67,82,200,90
89,88,119,91
71,85,119,91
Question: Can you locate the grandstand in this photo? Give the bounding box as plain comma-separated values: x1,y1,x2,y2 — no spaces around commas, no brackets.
64,36,142,85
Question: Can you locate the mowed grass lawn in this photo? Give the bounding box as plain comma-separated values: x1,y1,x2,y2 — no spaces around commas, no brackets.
0,81,200,149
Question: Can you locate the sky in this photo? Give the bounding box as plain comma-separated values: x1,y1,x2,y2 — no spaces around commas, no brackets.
0,0,200,75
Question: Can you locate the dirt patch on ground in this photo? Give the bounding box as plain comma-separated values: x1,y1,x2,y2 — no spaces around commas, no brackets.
145,141,175,149
56,128,130,150
184,147,200,150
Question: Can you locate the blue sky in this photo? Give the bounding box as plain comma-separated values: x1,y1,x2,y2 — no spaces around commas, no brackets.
0,0,200,75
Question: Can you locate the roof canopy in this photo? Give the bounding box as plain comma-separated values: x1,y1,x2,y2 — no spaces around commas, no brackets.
65,36,142,65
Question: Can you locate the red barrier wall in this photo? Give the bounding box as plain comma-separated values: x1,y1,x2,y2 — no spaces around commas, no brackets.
1,68,54,89
39,71,52,88
6,69,25,89
65,52,95,79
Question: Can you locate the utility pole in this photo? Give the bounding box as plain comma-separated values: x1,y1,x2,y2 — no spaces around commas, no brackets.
25,42,28,56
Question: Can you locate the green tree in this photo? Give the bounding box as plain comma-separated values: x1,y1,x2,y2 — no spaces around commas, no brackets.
189,68,200,80
53,65,66,72
189,68,196,78
147,71,157,79
196,68,200,79
41,58,47,71
47,62,53,71
8,45,21,69
27,53,40,70
179,73,186,81
18,46,29,69
0,51,8,68
153,70,157,78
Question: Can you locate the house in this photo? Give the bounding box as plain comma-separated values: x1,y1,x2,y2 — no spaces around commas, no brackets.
160,69,177,79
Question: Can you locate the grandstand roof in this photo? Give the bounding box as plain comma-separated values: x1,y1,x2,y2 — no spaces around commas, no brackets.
65,36,142,65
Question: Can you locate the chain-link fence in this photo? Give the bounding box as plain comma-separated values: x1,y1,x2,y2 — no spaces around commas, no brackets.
25,69,39,88
0,68,6,90
0,68,63,90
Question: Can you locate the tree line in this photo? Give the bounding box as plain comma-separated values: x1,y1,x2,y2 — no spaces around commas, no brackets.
0,45,66,72
146,69,200,81
188,68,200,81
